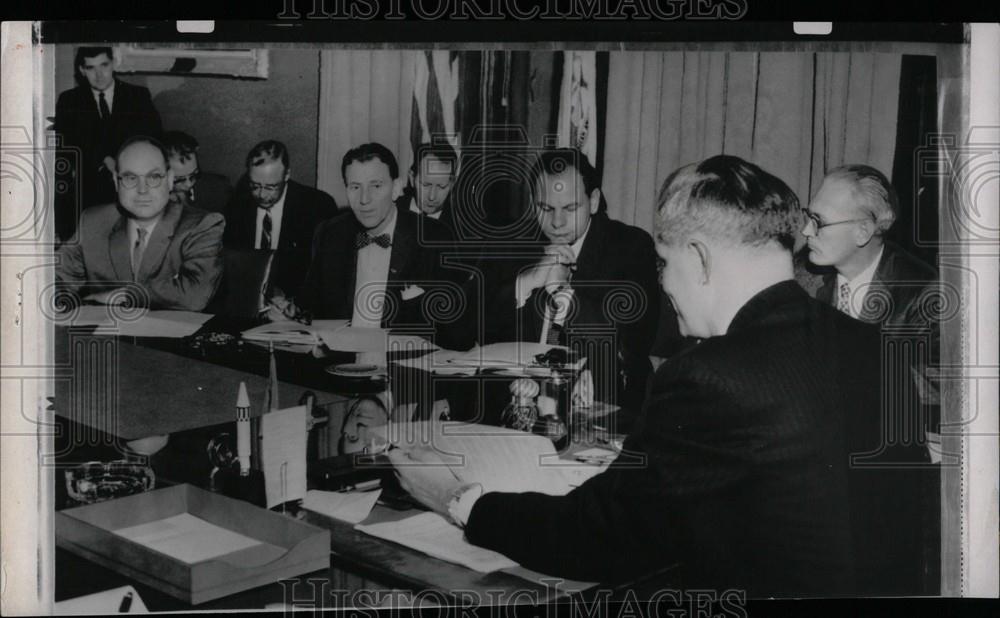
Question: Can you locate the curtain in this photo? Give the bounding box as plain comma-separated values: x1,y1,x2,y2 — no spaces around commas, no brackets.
316,50,417,206
602,51,902,232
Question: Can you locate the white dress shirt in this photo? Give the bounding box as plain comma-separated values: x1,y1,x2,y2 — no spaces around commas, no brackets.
351,207,398,329
127,216,160,275
255,186,287,250
91,81,115,115
409,197,444,220
837,244,885,319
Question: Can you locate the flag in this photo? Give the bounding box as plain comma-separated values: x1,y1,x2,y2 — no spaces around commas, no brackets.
410,51,460,164
557,51,598,166
266,341,280,412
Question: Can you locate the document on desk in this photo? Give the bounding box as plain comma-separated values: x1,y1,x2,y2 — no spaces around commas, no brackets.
110,310,213,338
54,585,149,614
302,489,382,524
381,421,610,495
113,513,264,564
314,324,439,353
261,405,308,508
355,511,518,572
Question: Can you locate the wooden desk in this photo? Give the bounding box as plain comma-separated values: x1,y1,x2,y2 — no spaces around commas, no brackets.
52,317,667,608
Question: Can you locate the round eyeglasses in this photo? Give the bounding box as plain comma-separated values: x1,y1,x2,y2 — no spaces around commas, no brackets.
118,172,167,189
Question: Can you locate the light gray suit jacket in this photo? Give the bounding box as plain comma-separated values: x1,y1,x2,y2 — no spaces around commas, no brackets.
57,201,225,311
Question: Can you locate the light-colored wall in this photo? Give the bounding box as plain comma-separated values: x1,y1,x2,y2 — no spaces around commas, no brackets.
53,47,321,188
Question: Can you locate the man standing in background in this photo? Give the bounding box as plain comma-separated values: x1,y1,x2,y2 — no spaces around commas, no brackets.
54,46,162,242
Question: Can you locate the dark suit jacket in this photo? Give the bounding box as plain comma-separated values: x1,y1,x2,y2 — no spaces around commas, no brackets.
56,201,224,311
466,281,932,597
297,209,473,351
54,79,163,240
484,213,661,410
817,240,938,328
224,179,338,297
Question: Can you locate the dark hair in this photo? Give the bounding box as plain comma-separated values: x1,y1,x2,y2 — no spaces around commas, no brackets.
655,155,801,251
411,142,459,178
341,143,399,182
527,148,605,213
115,135,170,169
163,131,199,163
824,164,898,233
528,148,600,196
75,46,113,68
246,140,289,171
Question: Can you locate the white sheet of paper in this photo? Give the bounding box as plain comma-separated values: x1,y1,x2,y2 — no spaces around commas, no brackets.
113,513,263,564
381,421,607,496
355,511,518,572
316,326,386,352
302,489,382,524
60,305,114,327
110,311,212,338
261,405,308,508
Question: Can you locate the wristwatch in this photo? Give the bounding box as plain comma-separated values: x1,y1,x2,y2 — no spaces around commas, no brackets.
446,482,484,528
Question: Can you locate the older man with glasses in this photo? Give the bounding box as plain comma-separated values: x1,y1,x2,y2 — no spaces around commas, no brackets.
56,135,224,311
803,164,938,326
223,139,337,298
162,131,233,214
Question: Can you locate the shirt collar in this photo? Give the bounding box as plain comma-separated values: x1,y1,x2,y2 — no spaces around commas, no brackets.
365,205,398,242
409,197,443,220
92,80,115,105
838,244,884,291
569,221,592,259
126,214,160,244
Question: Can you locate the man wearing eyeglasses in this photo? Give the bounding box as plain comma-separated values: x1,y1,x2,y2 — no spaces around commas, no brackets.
223,140,337,298
803,165,937,327
163,131,232,214
56,136,224,311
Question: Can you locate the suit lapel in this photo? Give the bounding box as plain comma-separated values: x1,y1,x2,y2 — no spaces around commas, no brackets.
278,182,297,250
389,211,416,283
107,213,132,281
858,245,893,323
135,202,183,283
817,273,836,306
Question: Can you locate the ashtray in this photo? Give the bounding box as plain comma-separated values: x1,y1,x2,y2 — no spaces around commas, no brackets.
65,460,155,505
325,363,386,378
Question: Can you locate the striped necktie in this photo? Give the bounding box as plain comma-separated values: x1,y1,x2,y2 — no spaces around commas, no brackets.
261,211,272,250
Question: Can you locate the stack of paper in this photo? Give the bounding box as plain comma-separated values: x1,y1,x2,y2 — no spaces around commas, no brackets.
113,513,267,564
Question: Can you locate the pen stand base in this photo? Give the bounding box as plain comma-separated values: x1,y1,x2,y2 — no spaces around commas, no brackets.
213,467,267,508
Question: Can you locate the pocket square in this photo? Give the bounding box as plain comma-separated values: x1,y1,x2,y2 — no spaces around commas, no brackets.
401,285,425,301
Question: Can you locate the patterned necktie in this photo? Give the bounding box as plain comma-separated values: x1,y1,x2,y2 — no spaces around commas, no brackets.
98,91,111,121
543,289,571,345
355,232,392,250
837,281,852,316
261,211,273,250
132,227,148,280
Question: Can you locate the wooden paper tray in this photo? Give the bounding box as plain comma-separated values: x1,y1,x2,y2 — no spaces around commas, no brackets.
56,484,330,605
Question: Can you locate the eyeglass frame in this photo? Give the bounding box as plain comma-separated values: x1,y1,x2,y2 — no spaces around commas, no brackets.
803,210,875,232
172,168,201,186
117,171,168,190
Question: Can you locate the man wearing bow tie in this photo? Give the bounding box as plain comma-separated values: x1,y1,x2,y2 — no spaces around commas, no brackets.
293,143,472,351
